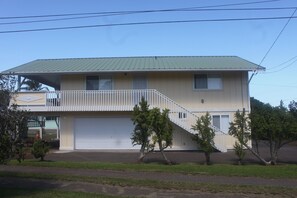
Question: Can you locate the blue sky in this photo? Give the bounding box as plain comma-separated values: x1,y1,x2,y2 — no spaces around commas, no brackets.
0,0,296,106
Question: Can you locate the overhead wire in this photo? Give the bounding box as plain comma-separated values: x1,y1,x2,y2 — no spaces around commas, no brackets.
0,0,281,20
262,58,297,74
248,7,296,83
258,8,297,67
0,7,296,26
0,15,296,34
265,55,297,70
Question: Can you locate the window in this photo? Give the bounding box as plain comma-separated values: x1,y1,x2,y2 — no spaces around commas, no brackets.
212,115,221,129
212,115,229,133
86,76,112,90
178,112,187,119
194,74,222,90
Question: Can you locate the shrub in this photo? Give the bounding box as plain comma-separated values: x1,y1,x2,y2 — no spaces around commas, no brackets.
31,140,49,161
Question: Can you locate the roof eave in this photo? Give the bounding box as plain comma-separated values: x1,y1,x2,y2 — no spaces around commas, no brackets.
2,68,263,75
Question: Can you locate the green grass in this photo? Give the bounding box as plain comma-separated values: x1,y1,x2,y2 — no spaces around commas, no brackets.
9,160,297,179
1,171,297,197
0,188,128,198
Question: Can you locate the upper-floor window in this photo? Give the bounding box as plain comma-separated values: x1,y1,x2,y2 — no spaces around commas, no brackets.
86,76,112,90
194,74,222,90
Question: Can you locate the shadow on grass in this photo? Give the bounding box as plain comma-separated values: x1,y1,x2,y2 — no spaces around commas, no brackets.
0,177,62,198
0,188,45,197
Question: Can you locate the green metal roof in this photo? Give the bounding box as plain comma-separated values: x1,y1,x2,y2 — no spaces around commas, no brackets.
2,56,264,74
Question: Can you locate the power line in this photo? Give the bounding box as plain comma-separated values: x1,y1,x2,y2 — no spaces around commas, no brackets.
0,15,296,34
1,7,296,26
251,82,297,88
262,58,297,74
249,7,296,83
266,55,297,70
0,0,281,20
258,8,297,67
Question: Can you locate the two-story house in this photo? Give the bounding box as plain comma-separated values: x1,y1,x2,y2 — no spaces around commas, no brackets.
2,56,264,152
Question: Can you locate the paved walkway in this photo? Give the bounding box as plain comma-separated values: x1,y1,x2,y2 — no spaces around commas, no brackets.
44,142,297,164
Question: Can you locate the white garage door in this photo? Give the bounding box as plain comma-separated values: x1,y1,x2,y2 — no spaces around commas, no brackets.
74,117,137,149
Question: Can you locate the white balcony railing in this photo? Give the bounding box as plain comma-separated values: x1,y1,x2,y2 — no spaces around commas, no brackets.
12,89,230,152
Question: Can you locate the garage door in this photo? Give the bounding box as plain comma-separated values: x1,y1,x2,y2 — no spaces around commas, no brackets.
74,117,138,149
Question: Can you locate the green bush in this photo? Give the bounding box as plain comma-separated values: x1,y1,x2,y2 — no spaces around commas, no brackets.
31,140,49,161
15,142,26,163
0,134,12,164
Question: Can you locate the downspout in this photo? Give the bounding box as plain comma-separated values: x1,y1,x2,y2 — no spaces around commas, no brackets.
248,70,257,84
247,70,257,113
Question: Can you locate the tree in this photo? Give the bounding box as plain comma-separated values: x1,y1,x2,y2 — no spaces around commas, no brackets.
266,101,297,164
228,109,250,165
0,75,29,164
250,99,297,165
229,109,270,165
20,79,49,91
191,112,215,165
289,100,297,118
131,98,173,164
131,97,152,162
149,108,173,164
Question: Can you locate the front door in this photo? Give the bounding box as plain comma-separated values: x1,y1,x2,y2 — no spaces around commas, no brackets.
133,76,147,104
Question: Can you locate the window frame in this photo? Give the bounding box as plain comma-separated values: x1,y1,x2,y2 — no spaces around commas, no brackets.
212,114,230,133
86,75,113,90
193,74,222,90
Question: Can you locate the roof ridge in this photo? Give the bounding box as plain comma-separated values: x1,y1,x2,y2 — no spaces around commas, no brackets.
2,56,264,74
36,55,238,61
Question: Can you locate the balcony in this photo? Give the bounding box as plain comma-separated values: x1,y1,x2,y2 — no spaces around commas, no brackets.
11,89,179,112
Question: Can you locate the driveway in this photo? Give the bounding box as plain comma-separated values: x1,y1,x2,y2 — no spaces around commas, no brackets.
45,142,297,164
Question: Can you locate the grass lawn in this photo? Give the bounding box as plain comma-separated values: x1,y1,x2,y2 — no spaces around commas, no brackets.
1,171,297,197
2,160,297,197
9,160,297,179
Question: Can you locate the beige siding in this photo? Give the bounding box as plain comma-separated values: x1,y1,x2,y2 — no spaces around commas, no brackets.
60,115,74,150
59,71,249,113
61,75,85,90
170,125,197,150
148,71,249,112
58,111,198,151
58,111,238,151
113,73,133,89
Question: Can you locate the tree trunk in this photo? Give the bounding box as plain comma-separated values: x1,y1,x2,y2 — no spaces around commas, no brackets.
160,150,171,165
204,152,211,165
138,146,146,163
238,159,242,165
271,154,278,165
243,142,271,165
254,139,260,154
270,144,279,165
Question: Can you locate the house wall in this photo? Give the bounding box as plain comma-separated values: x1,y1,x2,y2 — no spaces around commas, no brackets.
60,115,74,150
60,71,249,113
148,71,249,112
58,111,198,150
61,75,85,90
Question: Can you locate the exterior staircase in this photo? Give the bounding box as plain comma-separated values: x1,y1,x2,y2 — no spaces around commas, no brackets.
151,90,229,152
